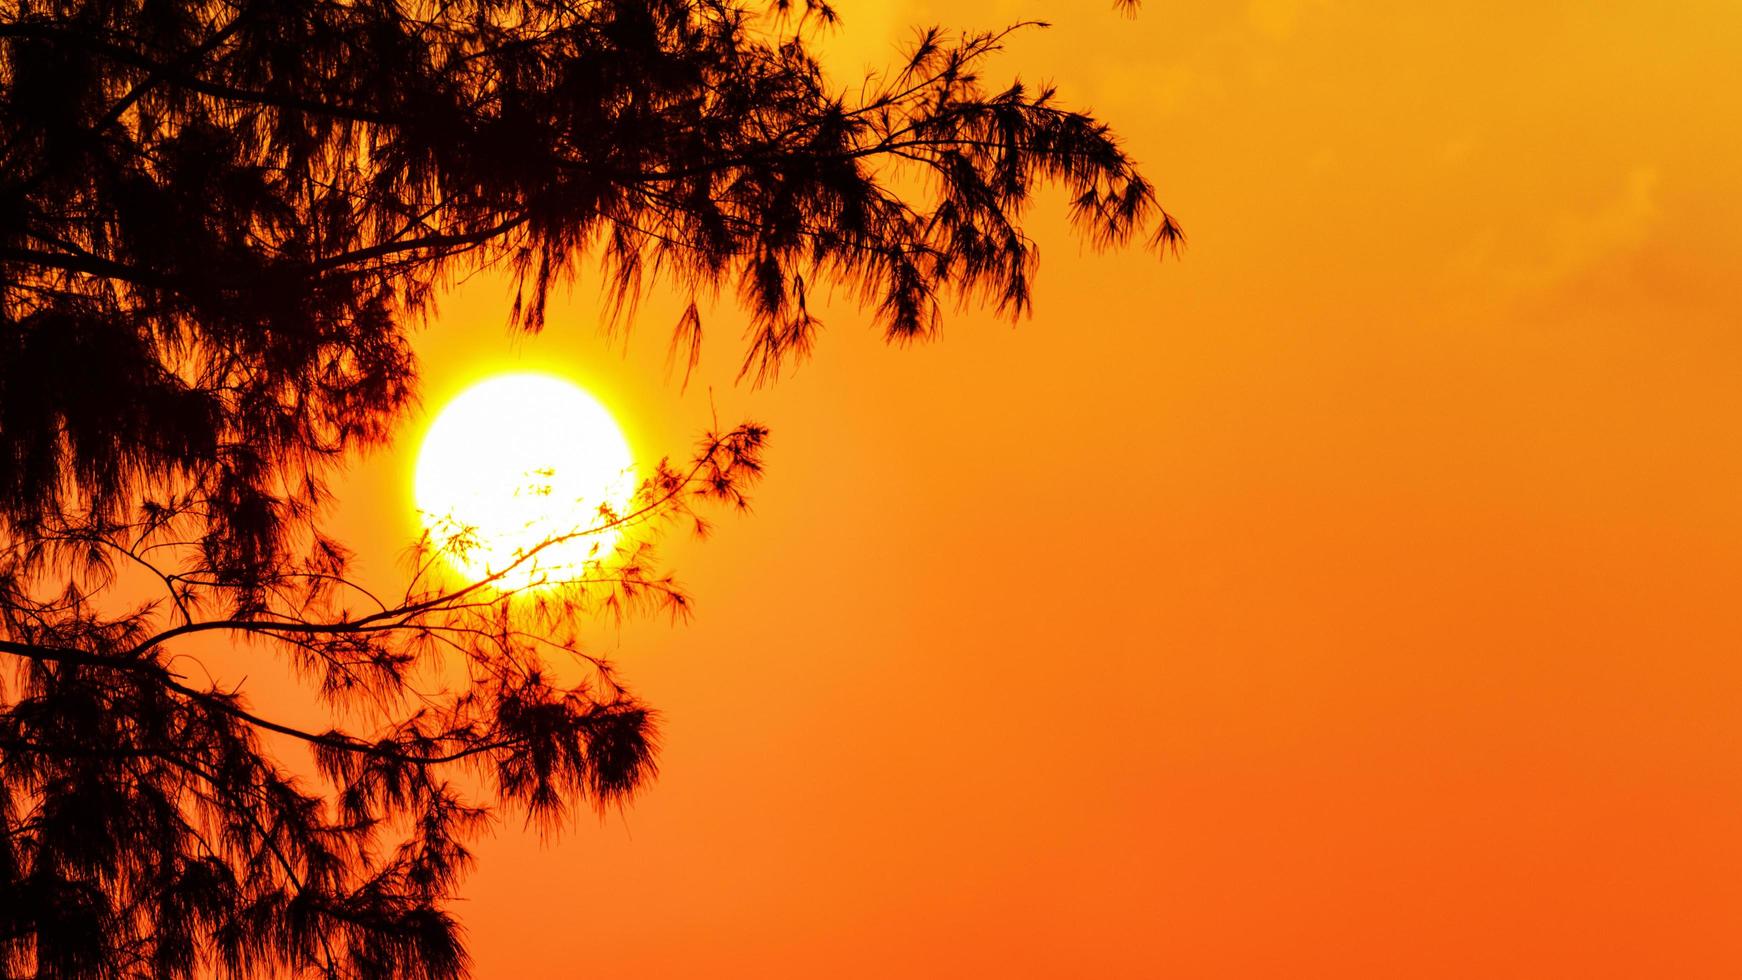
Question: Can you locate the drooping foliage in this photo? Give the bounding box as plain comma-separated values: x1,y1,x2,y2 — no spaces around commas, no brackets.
0,425,766,978
0,0,1177,976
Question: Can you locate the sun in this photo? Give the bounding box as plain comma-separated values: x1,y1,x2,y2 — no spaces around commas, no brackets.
414,373,636,587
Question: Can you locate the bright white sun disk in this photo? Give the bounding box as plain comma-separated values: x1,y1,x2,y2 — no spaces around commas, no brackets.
414,373,635,587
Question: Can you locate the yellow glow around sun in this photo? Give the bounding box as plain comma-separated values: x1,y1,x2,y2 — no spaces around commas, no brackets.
414,373,635,587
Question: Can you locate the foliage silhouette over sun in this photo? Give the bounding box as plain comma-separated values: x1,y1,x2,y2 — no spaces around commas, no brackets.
414,373,638,588
0,1,1178,977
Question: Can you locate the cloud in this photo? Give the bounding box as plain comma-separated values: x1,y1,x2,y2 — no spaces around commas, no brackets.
1444,167,1663,297
1531,167,1661,287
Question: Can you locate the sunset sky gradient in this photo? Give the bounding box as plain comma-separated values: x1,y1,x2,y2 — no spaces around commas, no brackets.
312,1,1742,974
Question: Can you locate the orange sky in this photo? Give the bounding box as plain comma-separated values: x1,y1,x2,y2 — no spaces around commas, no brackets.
316,1,1742,975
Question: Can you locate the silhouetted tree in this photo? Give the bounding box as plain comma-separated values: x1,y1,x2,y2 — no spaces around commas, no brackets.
0,1,1178,977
